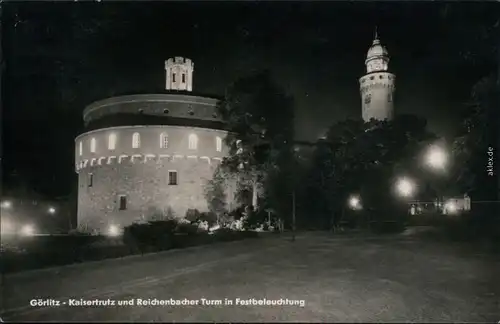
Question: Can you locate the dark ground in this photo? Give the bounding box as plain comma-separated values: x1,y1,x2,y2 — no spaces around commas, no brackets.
1,231,499,322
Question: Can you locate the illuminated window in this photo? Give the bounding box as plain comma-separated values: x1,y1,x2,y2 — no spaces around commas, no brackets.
119,195,127,210
90,138,96,153
188,134,198,150
79,141,83,156
88,174,93,187
160,133,169,148
168,171,178,185
216,136,222,152
108,133,117,150
132,132,140,148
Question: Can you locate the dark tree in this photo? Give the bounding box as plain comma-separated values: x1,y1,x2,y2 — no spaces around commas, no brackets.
305,114,437,229
217,70,295,218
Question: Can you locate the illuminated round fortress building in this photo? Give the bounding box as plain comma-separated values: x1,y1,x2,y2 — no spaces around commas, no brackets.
359,31,396,122
75,57,234,233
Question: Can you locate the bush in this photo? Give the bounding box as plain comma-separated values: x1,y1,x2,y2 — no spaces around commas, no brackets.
243,208,268,230
229,206,246,220
123,223,152,253
175,222,199,235
1,219,262,274
123,220,179,253
199,211,218,226
185,209,201,223
212,228,237,241
213,228,259,241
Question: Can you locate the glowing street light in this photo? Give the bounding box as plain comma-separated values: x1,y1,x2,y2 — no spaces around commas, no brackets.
20,224,35,236
395,177,416,198
424,145,448,170
1,201,12,209
348,195,362,210
444,200,458,215
107,224,121,237
48,207,56,214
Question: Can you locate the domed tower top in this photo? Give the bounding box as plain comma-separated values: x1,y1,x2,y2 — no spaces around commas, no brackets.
165,56,194,92
365,28,390,73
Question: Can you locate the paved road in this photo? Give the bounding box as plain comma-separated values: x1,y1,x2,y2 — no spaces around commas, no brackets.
1,233,499,322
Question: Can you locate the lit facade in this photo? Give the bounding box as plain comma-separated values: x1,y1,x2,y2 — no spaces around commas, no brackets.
359,32,396,122
75,57,235,233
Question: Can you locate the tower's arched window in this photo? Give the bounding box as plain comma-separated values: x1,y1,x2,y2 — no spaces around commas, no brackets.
108,133,117,150
216,136,222,152
188,134,198,150
79,141,83,156
160,133,169,148
90,138,96,153
132,132,141,149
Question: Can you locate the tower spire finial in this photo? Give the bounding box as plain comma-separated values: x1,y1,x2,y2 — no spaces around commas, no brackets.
374,25,378,40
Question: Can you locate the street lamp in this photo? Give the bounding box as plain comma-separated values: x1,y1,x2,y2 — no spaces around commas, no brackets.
424,145,448,171
1,201,12,209
48,207,56,214
107,224,121,237
348,195,362,210
20,224,35,236
444,200,458,215
395,177,416,198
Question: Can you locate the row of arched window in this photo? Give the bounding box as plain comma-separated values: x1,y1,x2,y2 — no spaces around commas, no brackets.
361,75,395,83
79,132,223,155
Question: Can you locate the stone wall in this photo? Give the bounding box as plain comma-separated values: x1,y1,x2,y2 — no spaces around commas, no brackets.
83,94,220,126
75,125,234,233
359,71,396,122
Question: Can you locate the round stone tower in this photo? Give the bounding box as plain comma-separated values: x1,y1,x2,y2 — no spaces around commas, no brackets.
359,30,396,122
75,57,235,234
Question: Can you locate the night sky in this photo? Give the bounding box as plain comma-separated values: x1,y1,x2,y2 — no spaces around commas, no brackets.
2,1,498,197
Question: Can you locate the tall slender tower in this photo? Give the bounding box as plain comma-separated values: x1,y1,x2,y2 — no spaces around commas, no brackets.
165,57,194,91
359,30,396,122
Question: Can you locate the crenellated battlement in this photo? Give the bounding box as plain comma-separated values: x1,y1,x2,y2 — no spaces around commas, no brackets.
75,154,223,172
165,57,194,68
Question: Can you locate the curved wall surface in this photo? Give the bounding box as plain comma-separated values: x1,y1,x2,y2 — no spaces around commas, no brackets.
83,94,221,126
75,93,235,233
359,71,396,122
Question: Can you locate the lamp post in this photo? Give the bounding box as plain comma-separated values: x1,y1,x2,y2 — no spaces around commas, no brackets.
423,144,449,212
395,177,416,199
424,145,448,171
